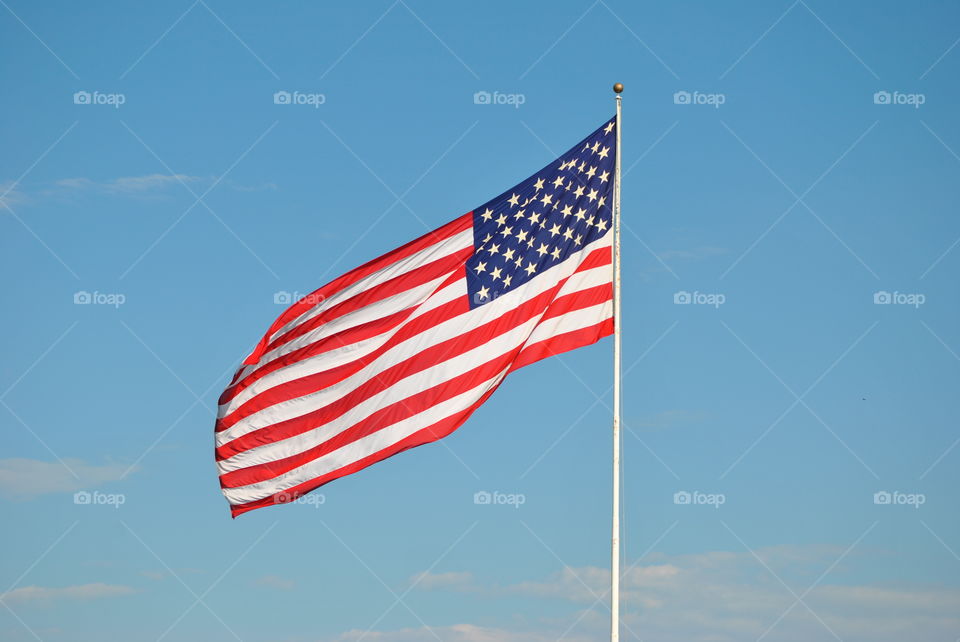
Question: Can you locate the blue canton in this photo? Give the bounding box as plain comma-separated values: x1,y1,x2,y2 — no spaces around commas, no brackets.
466,117,617,308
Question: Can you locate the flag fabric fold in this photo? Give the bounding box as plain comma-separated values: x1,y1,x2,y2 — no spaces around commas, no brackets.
217,117,617,516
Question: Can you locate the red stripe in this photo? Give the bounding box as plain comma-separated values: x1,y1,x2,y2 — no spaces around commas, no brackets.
261,247,472,357
216,285,470,432
240,213,472,366
227,319,612,517
217,279,570,458
220,286,613,487
219,247,611,423
228,375,506,517
221,349,513,488
219,247,471,406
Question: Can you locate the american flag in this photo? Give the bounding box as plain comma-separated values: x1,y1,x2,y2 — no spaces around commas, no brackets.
216,117,617,516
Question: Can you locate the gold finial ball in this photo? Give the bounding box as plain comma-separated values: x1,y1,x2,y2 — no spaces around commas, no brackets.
613,82,624,93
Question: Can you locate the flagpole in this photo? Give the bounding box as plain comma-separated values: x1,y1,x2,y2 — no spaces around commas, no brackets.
611,81,623,642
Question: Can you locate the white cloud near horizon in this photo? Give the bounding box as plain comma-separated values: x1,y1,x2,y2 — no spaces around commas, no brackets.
400,545,960,642
0,583,136,604
0,458,134,500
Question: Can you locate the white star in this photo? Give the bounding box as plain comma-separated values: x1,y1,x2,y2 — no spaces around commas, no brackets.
516,229,529,242
561,205,572,217
502,275,512,287
550,247,561,260
604,121,615,135
582,143,591,152
590,141,600,153
477,285,490,300
507,193,520,207
481,208,494,221
587,188,598,202
599,171,610,183
549,223,562,236
597,219,608,231
586,215,595,226
536,243,549,257
528,211,541,225
597,146,610,160
482,233,492,244
552,175,565,188
573,185,585,198
475,261,487,274
577,161,586,172
524,262,537,276
534,177,545,191
574,207,587,221
487,243,500,254
491,266,503,280
597,196,607,209
500,225,513,237
585,166,597,179
495,213,507,226
540,193,553,206
514,255,524,267
503,248,515,261
526,236,535,248
574,234,583,245
562,228,573,240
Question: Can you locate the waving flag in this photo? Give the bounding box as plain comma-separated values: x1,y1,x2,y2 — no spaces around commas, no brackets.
216,117,617,516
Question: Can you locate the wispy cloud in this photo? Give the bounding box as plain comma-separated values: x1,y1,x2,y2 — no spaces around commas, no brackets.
400,547,960,642
409,570,474,590
55,173,199,194
0,458,135,500
0,583,136,604
330,624,593,642
254,574,295,590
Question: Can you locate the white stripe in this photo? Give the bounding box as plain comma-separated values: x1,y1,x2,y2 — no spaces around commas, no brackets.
231,228,473,383
220,287,612,475
222,371,509,505
218,311,543,473
265,229,472,347
220,277,467,417
216,238,610,447
521,301,612,351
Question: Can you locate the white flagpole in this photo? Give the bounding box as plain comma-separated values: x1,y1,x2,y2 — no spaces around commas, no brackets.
611,81,623,642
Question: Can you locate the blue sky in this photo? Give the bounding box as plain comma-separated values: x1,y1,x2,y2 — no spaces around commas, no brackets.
2,1,959,640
